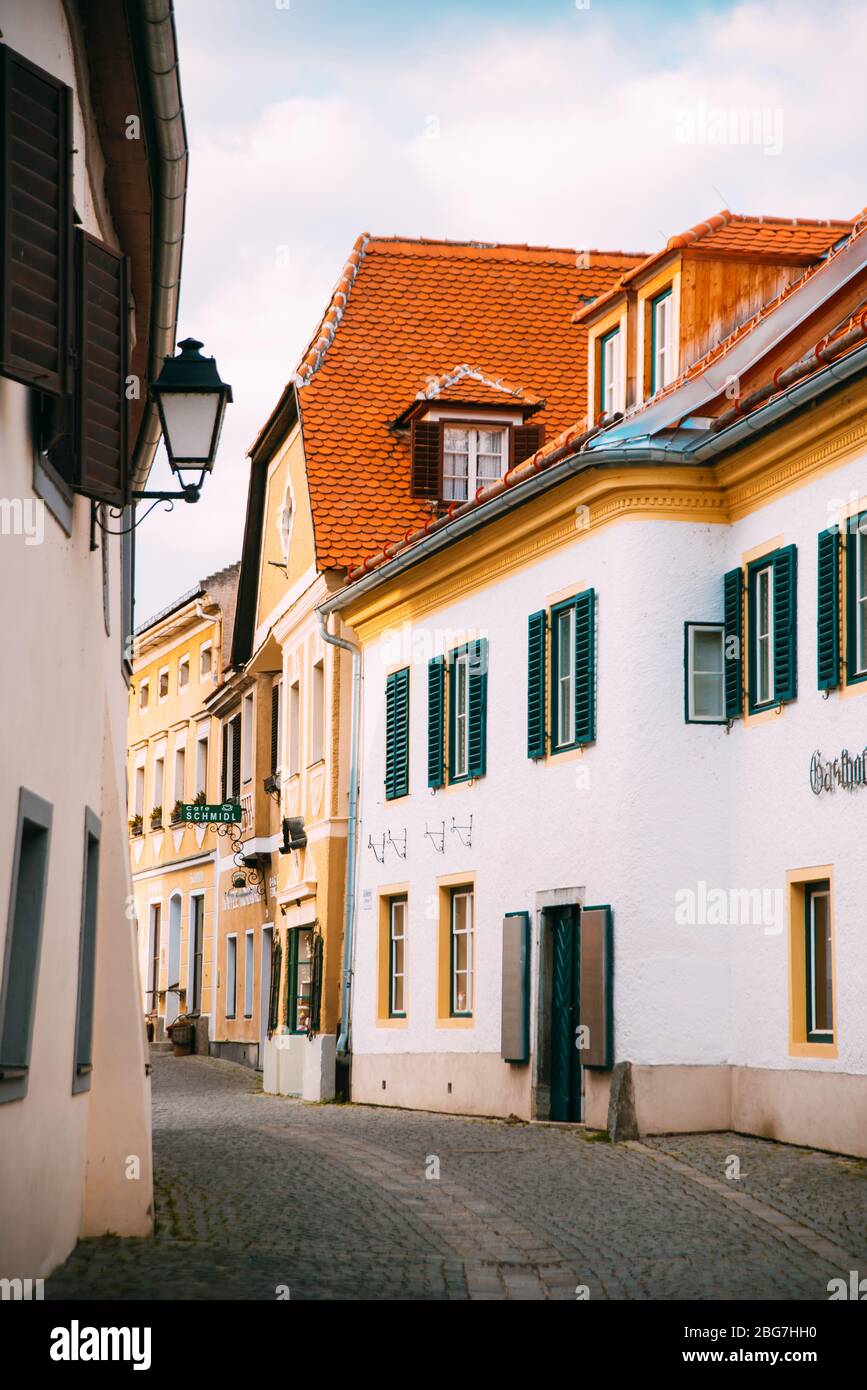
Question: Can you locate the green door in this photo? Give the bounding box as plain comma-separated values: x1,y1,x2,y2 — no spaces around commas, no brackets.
549,906,581,1121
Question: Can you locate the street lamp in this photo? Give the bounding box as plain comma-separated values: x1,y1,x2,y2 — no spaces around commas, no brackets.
135,338,233,503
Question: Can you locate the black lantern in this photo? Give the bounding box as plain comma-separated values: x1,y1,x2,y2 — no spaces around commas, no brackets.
141,338,233,503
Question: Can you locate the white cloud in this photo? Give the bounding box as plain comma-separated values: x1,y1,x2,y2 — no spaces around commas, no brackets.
135,0,867,620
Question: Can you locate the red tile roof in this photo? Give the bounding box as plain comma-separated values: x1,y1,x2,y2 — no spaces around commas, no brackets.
292,236,645,570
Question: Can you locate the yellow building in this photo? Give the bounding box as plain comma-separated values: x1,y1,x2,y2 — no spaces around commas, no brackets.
128,564,240,1047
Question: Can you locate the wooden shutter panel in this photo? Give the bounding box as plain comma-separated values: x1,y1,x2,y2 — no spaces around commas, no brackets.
573,590,595,744
75,231,128,505
527,609,547,759
817,528,841,691
221,726,228,801
579,904,613,1069
467,638,488,778
772,544,798,704
501,912,530,1063
512,424,544,468
427,655,445,788
271,684,280,775
309,934,323,1034
411,419,440,499
385,667,410,800
723,568,743,718
0,47,72,395
231,715,242,799
267,939,282,1034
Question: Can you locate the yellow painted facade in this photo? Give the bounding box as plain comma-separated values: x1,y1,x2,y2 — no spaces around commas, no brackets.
128,569,238,1039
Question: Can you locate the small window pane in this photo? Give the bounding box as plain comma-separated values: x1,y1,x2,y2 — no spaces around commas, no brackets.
810,891,833,1035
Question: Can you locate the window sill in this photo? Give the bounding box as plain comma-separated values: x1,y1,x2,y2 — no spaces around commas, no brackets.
789,1039,838,1060
436,1016,475,1029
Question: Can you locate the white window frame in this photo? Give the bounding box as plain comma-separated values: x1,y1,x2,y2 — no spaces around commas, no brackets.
158,666,170,702
226,934,238,1019
754,564,775,707
188,892,205,1013
555,606,576,748
134,757,146,817
450,888,474,1017
311,660,325,765
601,327,624,417
651,290,674,393
195,727,209,799
242,691,254,784
172,739,186,805
152,755,165,815
855,526,867,676
289,679,300,776
442,425,508,503
686,622,726,723
138,679,149,711
199,642,213,681
807,885,833,1040
452,650,470,779
244,929,255,1018
178,653,190,691
389,898,407,1018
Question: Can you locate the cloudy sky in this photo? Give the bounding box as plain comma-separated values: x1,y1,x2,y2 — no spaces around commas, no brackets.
135,0,866,621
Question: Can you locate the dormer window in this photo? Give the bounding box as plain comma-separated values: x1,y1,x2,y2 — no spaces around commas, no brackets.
599,327,623,418
443,426,506,502
651,289,675,393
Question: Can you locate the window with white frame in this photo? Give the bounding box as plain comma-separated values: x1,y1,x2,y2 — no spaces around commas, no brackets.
196,728,208,798
389,897,407,1018
753,563,775,707
178,655,190,690
152,755,165,818
451,649,470,779
650,289,674,394
226,935,237,1019
311,661,324,764
289,680,300,776
244,930,255,1018
190,896,204,1012
685,623,726,723
805,881,833,1043
600,327,623,417
173,742,186,807
134,760,145,816
554,605,576,748
443,426,507,502
450,887,474,1017
139,679,149,710
852,521,867,677
200,643,213,680
158,667,169,701
242,691,254,783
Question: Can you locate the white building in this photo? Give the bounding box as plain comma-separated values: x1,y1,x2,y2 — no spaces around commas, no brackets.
0,1,186,1278
322,209,867,1158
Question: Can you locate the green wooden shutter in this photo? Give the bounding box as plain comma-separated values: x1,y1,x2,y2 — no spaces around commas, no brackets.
773,544,798,703
817,528,840,691
579,904,613,1069
267,939,281,1034
574,590,595,744
467,638,488,777
723,568,743,718
501,912,530,1063
527,610,547,759
309,934,323,1034
427,656,445,788
385,667,409,800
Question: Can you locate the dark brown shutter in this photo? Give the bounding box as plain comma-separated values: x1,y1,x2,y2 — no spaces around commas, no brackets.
74,231,128,505
0,46,73,395
221,726,228,801
410,419,440,499
271,684,279,775
231,715,241,799
579,905,613,1068
512,424,544,467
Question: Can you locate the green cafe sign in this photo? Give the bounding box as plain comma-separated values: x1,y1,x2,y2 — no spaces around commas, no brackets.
181,801,242,824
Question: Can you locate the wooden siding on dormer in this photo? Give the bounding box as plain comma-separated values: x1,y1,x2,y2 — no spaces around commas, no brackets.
678,257,807,372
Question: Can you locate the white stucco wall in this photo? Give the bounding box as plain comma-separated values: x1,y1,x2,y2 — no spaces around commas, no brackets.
0,1,152,1278
349,446,867,1135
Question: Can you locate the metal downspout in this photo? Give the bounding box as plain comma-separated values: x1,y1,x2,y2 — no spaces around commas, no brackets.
317,610,362,1058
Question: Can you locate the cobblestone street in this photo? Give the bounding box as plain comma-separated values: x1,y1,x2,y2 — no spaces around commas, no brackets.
49,1055,867,1301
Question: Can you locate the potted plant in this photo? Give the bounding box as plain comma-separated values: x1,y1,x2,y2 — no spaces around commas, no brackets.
128,813,143,837
170,799,184,825
150,805,163,829
193,788,207,806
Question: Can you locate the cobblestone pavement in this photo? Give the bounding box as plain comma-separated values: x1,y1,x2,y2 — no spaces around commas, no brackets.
48,1055,866,1301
